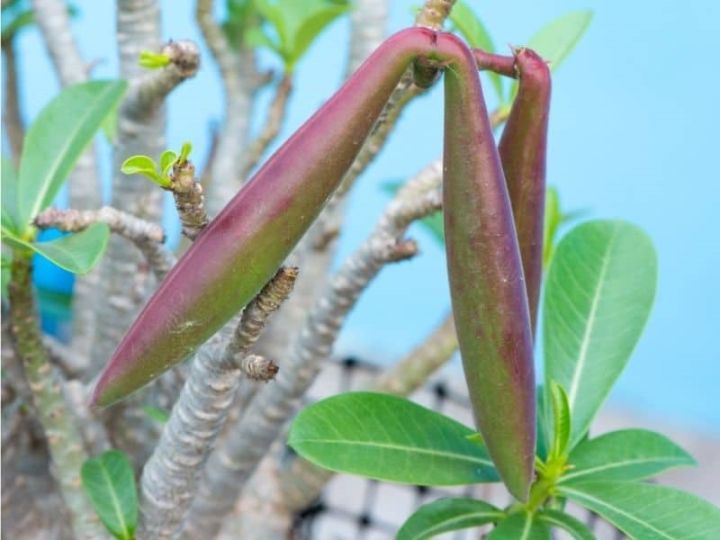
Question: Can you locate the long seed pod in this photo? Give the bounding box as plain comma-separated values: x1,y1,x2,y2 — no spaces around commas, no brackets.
498,48,551,332
91,29,433,408
442,35,536,501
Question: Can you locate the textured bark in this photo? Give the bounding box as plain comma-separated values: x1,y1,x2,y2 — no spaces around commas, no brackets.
7,256,109,539
183,161,442,539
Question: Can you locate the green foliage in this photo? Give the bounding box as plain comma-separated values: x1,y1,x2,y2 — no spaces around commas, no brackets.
448,0,503,101
507,11,593,104
15,80,127,233
1,251,11,300
288,392,498,485
536,510,594,540
486,511,550,539
525,11,594,72
250,0,351,70
142,405,170,423
81,450,138,540
543,220,657,448
397,498,503,540
561,429,695,484
1,0,34,39
2,223,110,274
138,50,171,70
559,481,720,539
547,381,571,460
121,142,192,188
2,157,20,233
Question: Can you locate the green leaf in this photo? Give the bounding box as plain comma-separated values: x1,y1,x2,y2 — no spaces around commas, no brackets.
254,0,350,69
487,511,551,540
527,11,593,72
547,381,571,459
561,429,695,485
81,450,138,540
159,150,177,177
179,142,192,162
542,186,562,268
142,405,170,424
559,481,720,540
449,0,503,101
535,386,549,461
288,392,498,486
120,155,169,188
536,509,594,540
543,220,657,447
17,80,127,230
397,498,503,540
138,50,171,69
244,25,279,52
4,223,110,274
2,157,20,233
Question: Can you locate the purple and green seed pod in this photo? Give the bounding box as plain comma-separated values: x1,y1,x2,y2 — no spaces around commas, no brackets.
91,29,434,408
441,34,536,501
498,48,551,332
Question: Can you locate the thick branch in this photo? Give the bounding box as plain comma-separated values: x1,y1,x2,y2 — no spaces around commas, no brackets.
138,268,297,540
7,255,109,539
34,207,175,280
2,41,24,163
239,75,293,180
169,158,209,240
184,162,442,538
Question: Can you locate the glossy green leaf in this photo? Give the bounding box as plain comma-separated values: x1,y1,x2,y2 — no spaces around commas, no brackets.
120,155,169,188
159,150,177,176
397,498,503,540
542,186,561,268
527,11,593,72
543,220,657,447
535,386,549,460
561,429,695,485
487,511,551,540
17,80,127,230
81,450,138,540
536,509,594,540
560,481,720,540
2,157,20,233
449,0,503,101
548,381,571,459
4,223,109,274
138,50,171,69
288,392,498,486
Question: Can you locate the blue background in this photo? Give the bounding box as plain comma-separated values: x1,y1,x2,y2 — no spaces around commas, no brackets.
10,0,719,432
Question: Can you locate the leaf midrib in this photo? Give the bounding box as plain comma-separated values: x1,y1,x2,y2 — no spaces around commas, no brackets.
560,456,690,483
99,462,130,539
417,510,503,539
295,438,493,467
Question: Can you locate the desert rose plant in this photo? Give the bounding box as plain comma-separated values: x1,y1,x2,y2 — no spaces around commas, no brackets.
2,1,719,539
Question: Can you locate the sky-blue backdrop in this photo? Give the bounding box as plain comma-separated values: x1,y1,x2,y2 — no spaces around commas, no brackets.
11,0,720,432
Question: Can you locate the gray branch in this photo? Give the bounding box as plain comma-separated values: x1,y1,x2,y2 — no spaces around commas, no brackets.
138,268,297,540
183,161,442,538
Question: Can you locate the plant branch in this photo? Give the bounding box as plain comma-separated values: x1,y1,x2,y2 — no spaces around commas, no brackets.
7,255,109,539
183,162,442,538
196,0,261,214
239,75,293,180
1,39,24,163
169,157,209,240
138,268,297,540
34,207,175,280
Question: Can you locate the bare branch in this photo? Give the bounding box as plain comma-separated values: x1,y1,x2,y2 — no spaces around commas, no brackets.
34,207,175,280
239,75,293,180
138,268,298,540
183,162,442,538
2,41,24,163
196,0,261,214
415,0,456,29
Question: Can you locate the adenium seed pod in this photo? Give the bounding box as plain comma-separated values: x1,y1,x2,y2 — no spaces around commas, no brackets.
441,35,535,501
498,48,551,332
91,29,435,408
